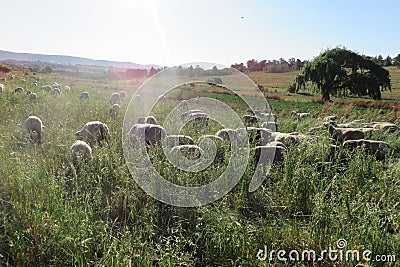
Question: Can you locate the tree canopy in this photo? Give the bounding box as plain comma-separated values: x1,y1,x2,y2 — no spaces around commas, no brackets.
294,47,391,101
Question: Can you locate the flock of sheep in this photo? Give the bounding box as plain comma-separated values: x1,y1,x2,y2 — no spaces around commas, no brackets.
4,75,399,173
1,77,127,169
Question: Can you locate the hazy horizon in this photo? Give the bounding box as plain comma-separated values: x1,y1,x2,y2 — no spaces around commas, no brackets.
2,0,400,67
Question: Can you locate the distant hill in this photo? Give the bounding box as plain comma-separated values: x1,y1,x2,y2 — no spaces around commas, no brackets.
0,49,160,69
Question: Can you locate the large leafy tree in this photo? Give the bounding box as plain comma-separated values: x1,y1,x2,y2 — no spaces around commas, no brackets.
294,47,391,101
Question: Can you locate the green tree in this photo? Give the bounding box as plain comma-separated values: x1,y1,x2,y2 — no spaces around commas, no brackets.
294,47,391,101
393,54,400,68
376,55,384,66
41,66,53,73
0,64,12,73
383,55,392,67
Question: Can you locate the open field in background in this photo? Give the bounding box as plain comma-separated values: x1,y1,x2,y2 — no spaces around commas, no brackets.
247,66,400,102
0,69,399,266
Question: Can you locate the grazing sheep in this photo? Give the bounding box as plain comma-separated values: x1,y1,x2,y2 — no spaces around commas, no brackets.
33,81,38,86
25,115,43,144
51,88,61,95
110,92,120,104
164,135,194,147
128,123,166,145
52,82,61,89
110,104,120,118
181,109,203,120
198,134,224,143
323,115,339,123
133,95,142,102
137,117,146,124
145,116,157,125
254,110,278,122
0,83,4,93
272,132,300,147
156,95,167,104
372,122,399,133
247,127,299,147
188,112,209,125
42,85,52,92
26,90,32,95
254,145,287,164
292,111,312,120
216,128,237,141
243,115,258,124
181,110,209,125
14,87,24,93
326,122,365,143
262,121,278,132
64,86,71,92
343,139,390,160
70,140,93,166
181,100,189,111
75,121,110,145
80,92,89,100
29,93,37,100
119,91,126,101
170,145,203,160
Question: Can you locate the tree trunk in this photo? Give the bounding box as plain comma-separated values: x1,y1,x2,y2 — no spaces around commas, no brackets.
322,85,331,102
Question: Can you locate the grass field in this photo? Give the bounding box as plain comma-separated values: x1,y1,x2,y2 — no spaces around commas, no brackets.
247,67,400,102
0,70,399,266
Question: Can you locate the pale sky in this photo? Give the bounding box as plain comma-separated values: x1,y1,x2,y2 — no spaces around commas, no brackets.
2,0,399,67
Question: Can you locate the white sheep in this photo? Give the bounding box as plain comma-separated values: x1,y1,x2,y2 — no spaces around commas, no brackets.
216,128,238,141
156,95,167,104
70,140,93,166
343,139,390,160
51,88,61,95
0,84,4,93
170,145,203,160
144,116,157,125
291,111,312,120
128,123,166,145
323,115,339,123
42,85,52,92
326,122,365,143
243,115,258,124
14,87,24,93
181,110,203,120
181,100,189,111
64,86,71,92
75,121,110,145
29,93,38,100
119,91,126,101
133,95,142,102
26,115,43,144
80,92,89,100
254,145,287,164
254,110,277,122
262,121,278,132
110,92,120,104
163,135,194,147
110,104,120,118
372,122,399,133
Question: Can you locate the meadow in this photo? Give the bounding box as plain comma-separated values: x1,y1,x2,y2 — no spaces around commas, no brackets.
0,69,399,266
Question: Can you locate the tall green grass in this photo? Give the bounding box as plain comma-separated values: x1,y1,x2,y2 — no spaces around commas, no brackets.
0,75,399,266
